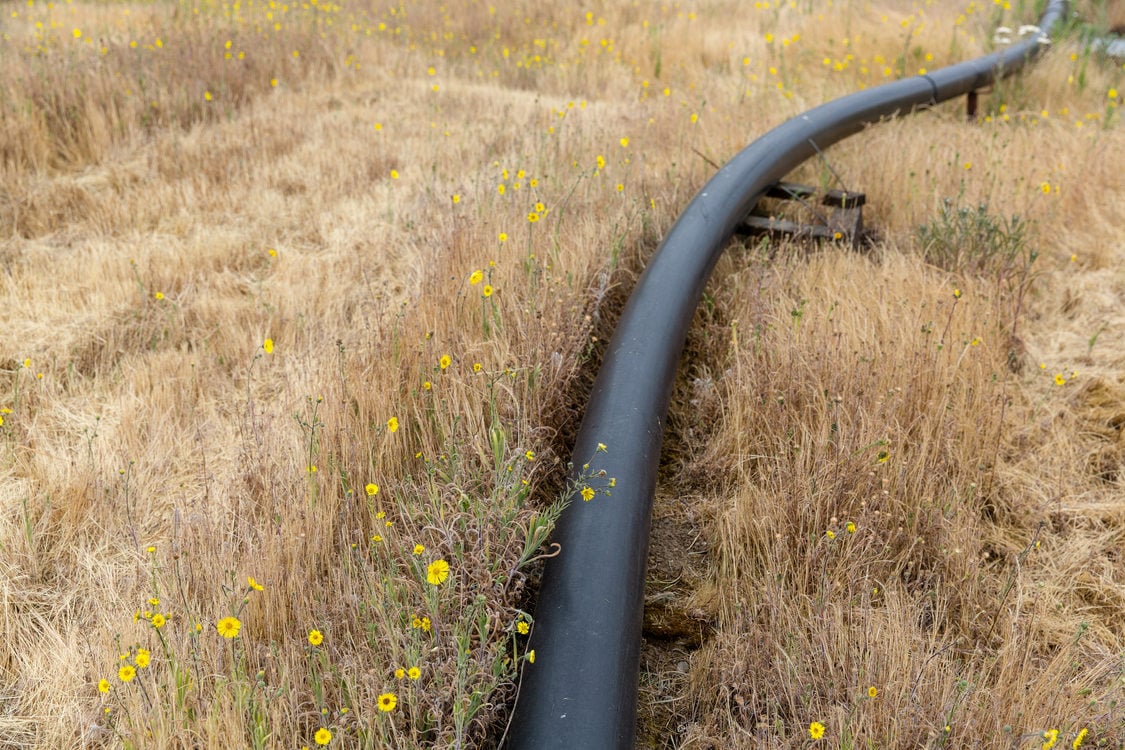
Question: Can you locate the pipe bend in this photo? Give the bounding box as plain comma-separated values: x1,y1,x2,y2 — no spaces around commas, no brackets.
505,3,1068,748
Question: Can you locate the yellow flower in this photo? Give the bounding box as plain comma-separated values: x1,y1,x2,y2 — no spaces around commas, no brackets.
407,666,421,680
387,416,399,433
580,486,595,502
826,530,836,540
527,650,535,663
413,544,425,555
308,629,323,646
452,194,461,204
952,288,962,299
482,285,493,298
473,362,482,373
154,291,164,300
1042,728,1059,750
867,686,877,698
98,678,111,693
619,137,629,147
535,202,545,213
263,338,274,354
390,169,399,180
498,232,508,242
1073,728,1088,749
528,212,540,223
73,28,82,38
135,649,151,668
422,380,432,391
439,355,451,370
395,667,405,679
1054,374,1067,386
377,693,397,712
248,576,264,591
525,450,535,461
1040,182,1052,195
365,483,380,496
517,621,530,635
846,522,856,534
314,727,332,745
809,721,825,740
204,91,213,102
469,270,483,285
597,443,607,452
1109,88,1118,100
151,613,167,629
427,559,450,585
217,616,241,639
118,665,136,683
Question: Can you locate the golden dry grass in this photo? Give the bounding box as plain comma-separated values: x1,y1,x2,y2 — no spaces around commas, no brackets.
0,0,1122,748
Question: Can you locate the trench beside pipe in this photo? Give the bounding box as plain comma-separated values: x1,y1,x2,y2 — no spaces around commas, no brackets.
505,3,1067,748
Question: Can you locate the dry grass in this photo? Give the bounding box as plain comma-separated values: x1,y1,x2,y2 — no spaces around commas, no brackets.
0,0,1122,747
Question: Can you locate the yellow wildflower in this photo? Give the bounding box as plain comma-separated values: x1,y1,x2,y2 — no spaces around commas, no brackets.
217,616,241,639
308,629,323,646
377,693,397,712
427,559,450,585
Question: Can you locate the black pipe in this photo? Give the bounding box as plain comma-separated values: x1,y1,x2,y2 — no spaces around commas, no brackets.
506,3,1067,748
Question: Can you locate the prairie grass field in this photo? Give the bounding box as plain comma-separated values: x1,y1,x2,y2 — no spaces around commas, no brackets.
0,0,1123,747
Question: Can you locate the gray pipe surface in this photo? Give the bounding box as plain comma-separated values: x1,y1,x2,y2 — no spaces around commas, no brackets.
505,3,1068,748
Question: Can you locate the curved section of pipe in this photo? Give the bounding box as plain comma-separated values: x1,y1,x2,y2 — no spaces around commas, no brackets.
506,4,1067,748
